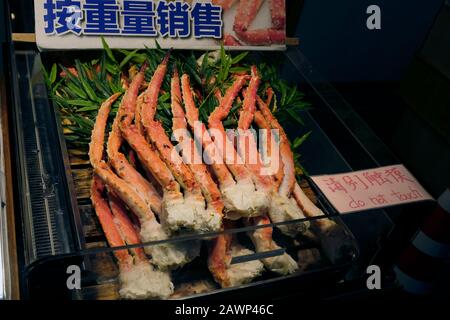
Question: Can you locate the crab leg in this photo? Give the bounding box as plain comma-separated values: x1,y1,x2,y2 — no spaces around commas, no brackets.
236,66,273,191
232,0,285,45
172,69,224,219
91,175,174,299
246,216,298,275
116,66,162,214
135,92,146,136
234,68,308,237
235,28,285,46
270,0,286,29
257,92,352,261
233,68,299,270
233,0,264,32
107,83,162,216
91,175,132,266
223,34,242,46
138,54,220,233
207,221,264,288
207,231,233,288
106,190,146,260
252,116,309,238
254,111,284,190
212,0,237,11
182,74,267,218
91,93,199,270
119,57,190,232
208,76,270,218
256,95,296,197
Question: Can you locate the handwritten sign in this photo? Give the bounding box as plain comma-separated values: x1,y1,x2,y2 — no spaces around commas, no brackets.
311,164,433,214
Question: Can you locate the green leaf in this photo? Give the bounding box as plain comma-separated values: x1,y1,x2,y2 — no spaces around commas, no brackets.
70,115,95,128
229,66,249,73
75,60,99,102
101,37,117,64
66,82,88,99
50,63,57,84
119,49,139,69
158,92,171,103
76,106,100,112
67,99,98,107
286,108,304,126
59,65,81,86
292,131,311,149
231,52,248,65
100,52,107,80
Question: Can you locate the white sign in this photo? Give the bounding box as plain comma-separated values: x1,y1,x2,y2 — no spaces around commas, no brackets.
34,0,286,51
311,164,433,214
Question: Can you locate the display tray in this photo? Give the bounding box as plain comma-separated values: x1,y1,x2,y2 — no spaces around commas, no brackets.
12,48,364,300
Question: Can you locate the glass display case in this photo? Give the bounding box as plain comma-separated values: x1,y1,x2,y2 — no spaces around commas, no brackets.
3,46,400,300
3,0,441,301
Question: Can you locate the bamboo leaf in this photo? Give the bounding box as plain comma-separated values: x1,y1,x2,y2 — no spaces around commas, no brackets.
67,99,98,107
292,131,311,149
101,37,117,64
231,52,248,65
50,63,57,84
286,108,304,126
119,49,139,69
66,82,88,99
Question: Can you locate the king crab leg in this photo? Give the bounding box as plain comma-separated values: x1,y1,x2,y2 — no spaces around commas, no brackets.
178,73,263,286
230,67,299,273
214,0,286,46
292,183,354,264
91,150,173,299
172,69,224,219
234,28,285,46
137,53,220,233
91,175,174,300
107,65,162,216
90,93,199,271
223,33,243,46
246,216,298,275
181,74,266,218
256,94,296,197
212,0,237,11
254,88,354,259
207,221,264,288
120,56,192,232
208,75,270,218
233,0,264,32
247,95,308,237
269,0,285,29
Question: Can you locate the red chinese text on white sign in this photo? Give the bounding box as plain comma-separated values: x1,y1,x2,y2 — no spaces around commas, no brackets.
311,164,433,214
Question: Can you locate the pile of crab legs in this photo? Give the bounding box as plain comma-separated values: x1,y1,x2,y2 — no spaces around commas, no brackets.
88,51,351,299
213,0,286,46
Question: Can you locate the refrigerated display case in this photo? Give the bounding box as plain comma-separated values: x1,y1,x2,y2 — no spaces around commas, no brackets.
1,1,444,301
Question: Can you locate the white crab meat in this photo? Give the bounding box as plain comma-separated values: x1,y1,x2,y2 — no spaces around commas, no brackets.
198,207,223,233
249,226,298,275
269,194,310,237
160,196,197,232
161,195,222,233
222,180,269,220
227,245,265,287
119,261,174,299
140,219,200,270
